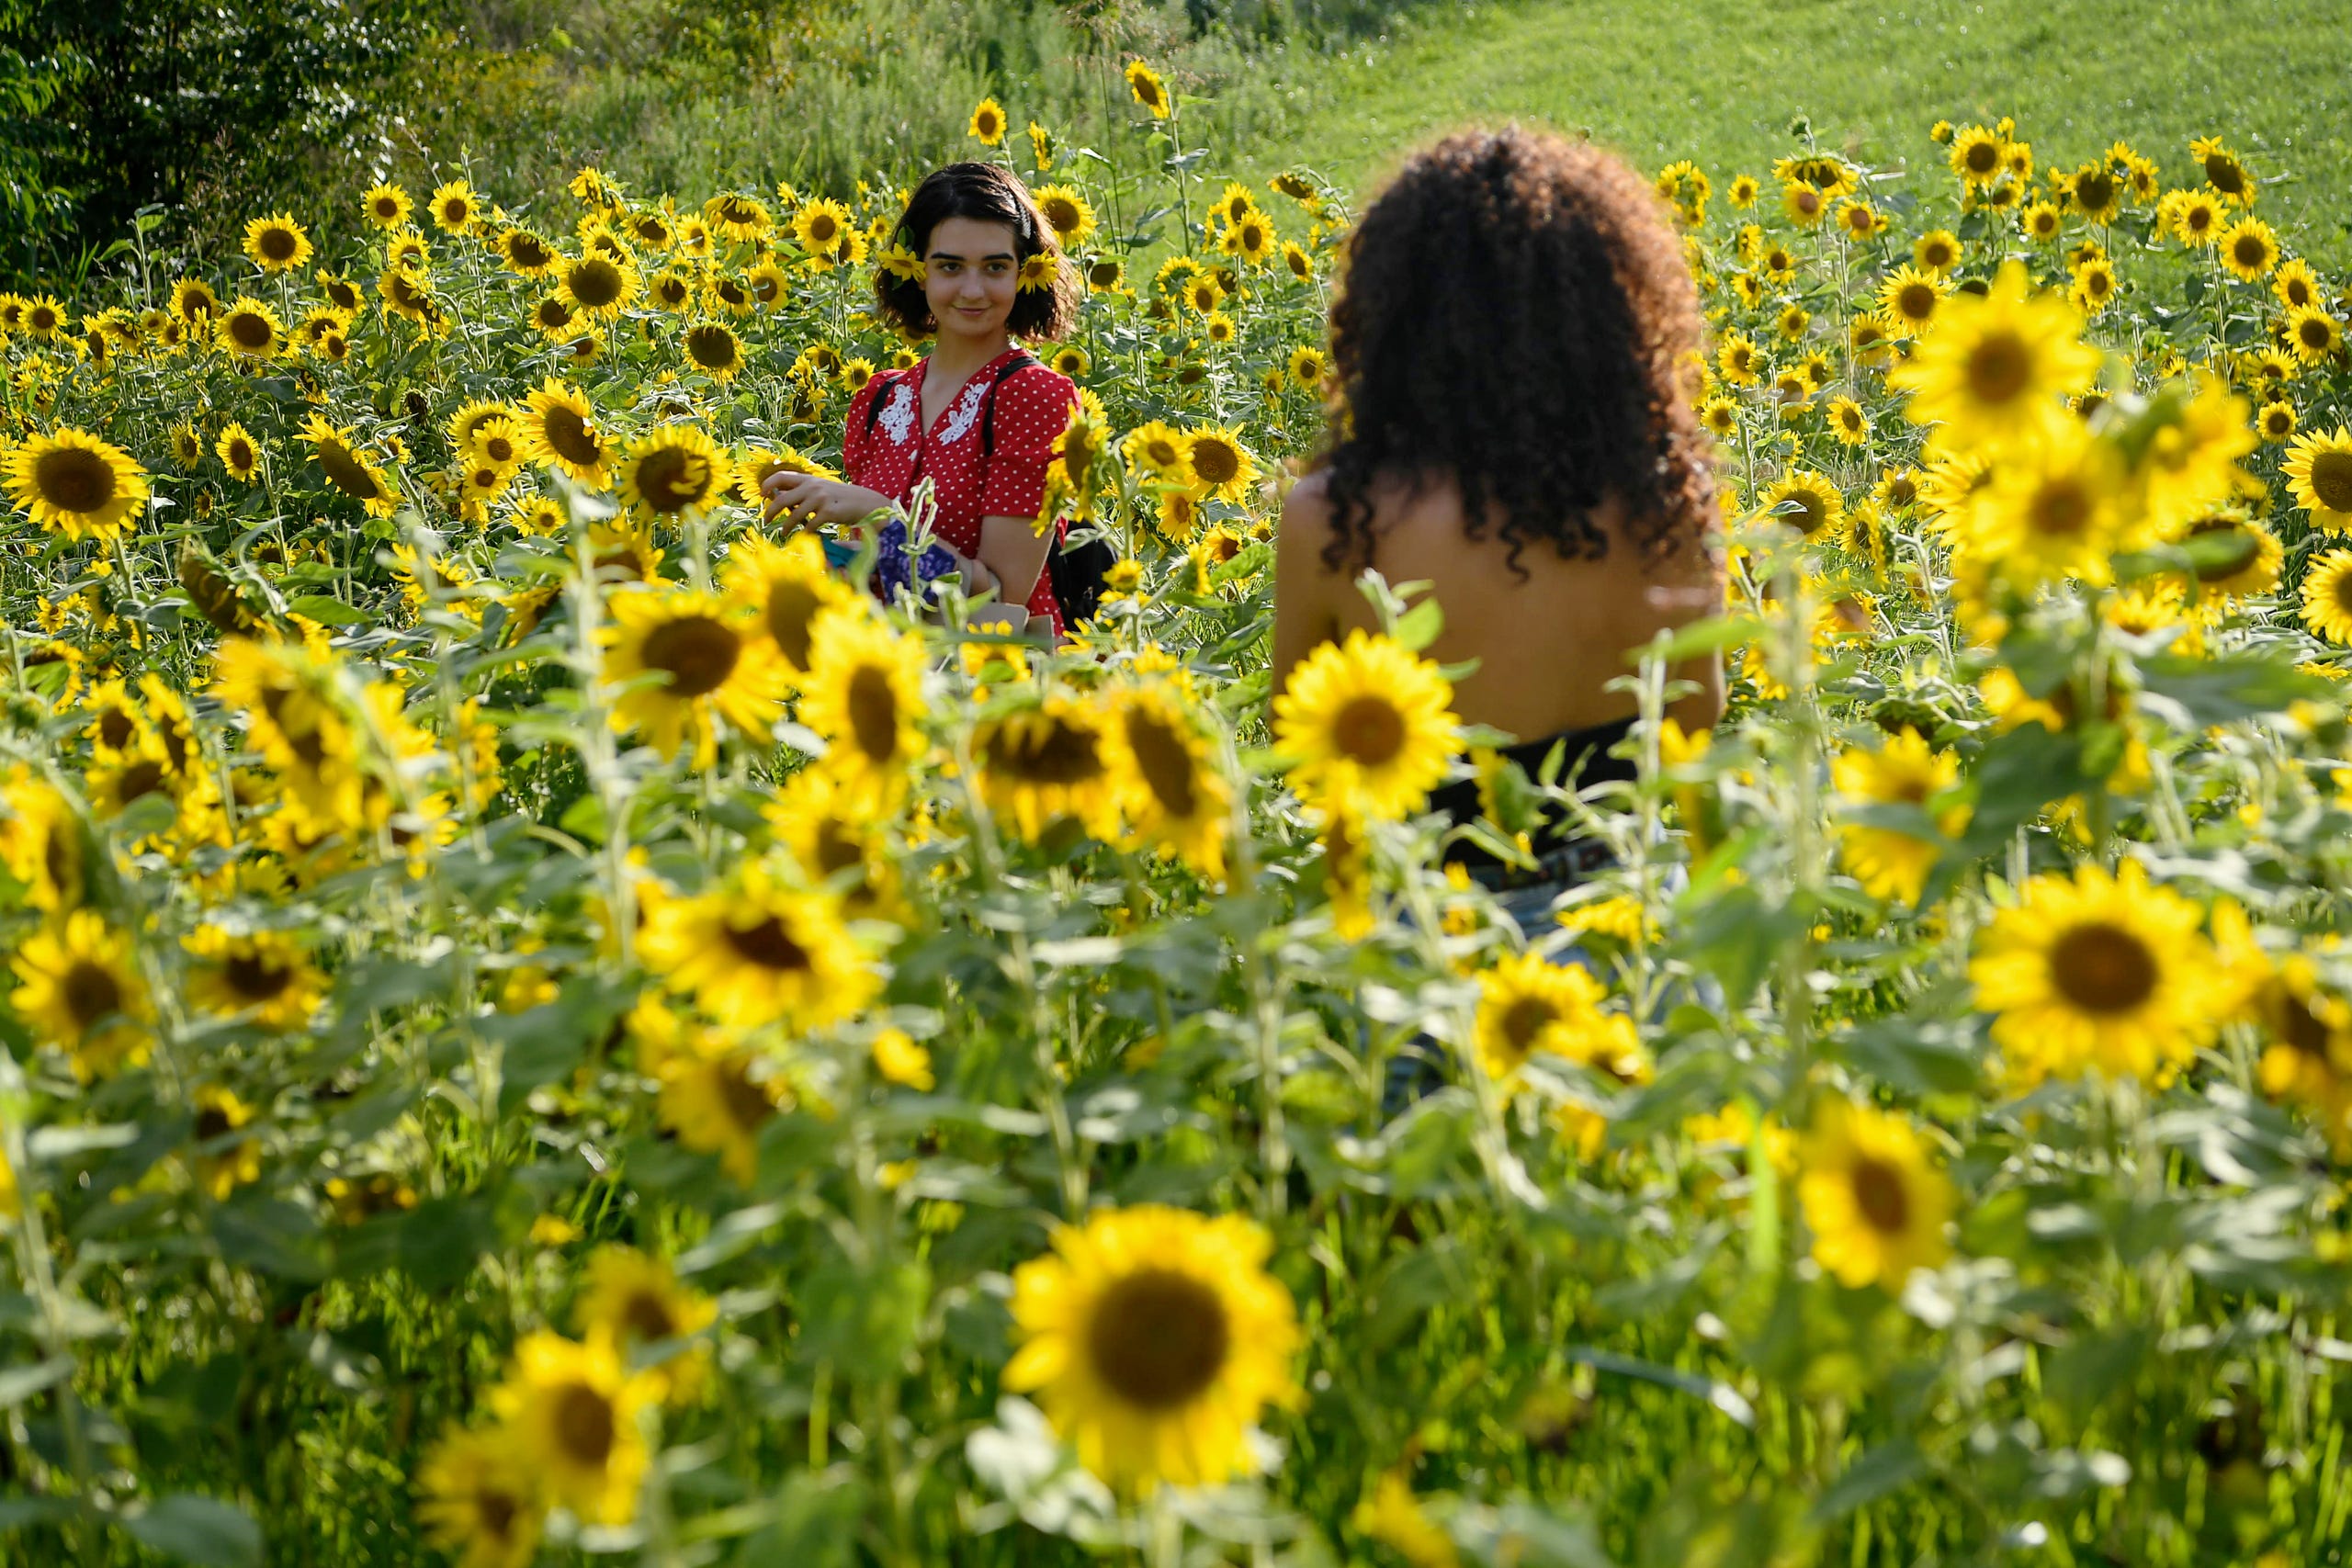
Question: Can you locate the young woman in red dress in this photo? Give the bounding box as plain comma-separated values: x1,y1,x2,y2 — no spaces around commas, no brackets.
759,163,1082,637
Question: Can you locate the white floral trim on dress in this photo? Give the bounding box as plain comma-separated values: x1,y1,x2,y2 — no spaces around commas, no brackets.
937,378,990,446
876,379,918,447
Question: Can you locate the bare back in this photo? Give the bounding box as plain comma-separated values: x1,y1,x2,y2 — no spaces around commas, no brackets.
1273,468,1724,739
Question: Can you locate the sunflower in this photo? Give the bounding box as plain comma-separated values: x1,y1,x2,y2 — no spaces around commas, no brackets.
415,1425,543,1568
519,378,614,488
187,1085,263,1201
618,425,732,520
1758,469,1843,537
968,96,1008,146
1473,951,1637,1083
1273,629,1461,820
1004,1204,1298,1492
2162,188,2223,247
2019,201,2063,243
1797,1099,1953,1291
2251,957,2352,1153
2218,215,2279,281
1125,60,1170,118
237,214,312,276
299,414,398,517
602,588,786,764
1832,730,1966,905
1223,209,1277,267
1287,344,1329,391
2179,510,2281,599
361,182,413,231
1826,396,1871,447
2299,551,2352,645
1969,859,2222,1086
1121,421,1195,486
183,925,323,1032
2065,161,2123,223
1956,423,2132,588
1031,184,1097,249
377,263,440,327
18,293,66,337
2133,375,2253,531
790,198,854,259
1875,265,1946,333
2274,258,2323,313
574,1246,715,1405
972,695,1123,844
2284,306,2343,367
10,910,153,1080
794,606,927,804
2283,427,2352,530
763,765,902,919
211,296,284,360
2068,257,2119,315
1781,181,1826,228
5,426,149,543
489,1331,656,1527
428,178,481,234
641,860,875,1032
1100,682,1229,878
1715,332,1763,387
682,319,746,381
2191,135,2255,204
1182,425,1255,503
1889,262,2100,456
558,251,639,321
658,1042,789,1183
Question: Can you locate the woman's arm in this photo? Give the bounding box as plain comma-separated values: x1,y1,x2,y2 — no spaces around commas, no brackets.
973,514,1053,607
760,471,896,531
1272,470,1338,697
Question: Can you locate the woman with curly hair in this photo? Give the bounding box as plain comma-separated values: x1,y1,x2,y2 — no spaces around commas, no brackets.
1276,125,1724,896
762,162,1083,636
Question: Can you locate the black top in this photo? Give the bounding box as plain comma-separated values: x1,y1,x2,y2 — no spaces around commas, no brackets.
1431,713,1641,870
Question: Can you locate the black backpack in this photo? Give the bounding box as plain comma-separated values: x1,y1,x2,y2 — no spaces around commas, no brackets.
862,352,1114,625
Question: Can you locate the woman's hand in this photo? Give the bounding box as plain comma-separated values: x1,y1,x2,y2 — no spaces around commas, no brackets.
760,471,894,531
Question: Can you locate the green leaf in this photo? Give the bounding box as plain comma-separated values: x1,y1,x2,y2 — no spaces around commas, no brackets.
1361,1235,1472,1351
286,594,371,626
1807,1438,1927,1523
121,1495,264,1567
0,1354,74,1407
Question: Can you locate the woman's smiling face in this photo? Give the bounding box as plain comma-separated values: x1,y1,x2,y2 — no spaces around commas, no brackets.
922,216,1020,341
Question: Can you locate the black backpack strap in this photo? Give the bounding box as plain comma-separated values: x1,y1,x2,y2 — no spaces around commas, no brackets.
860,367,902,441
979,351,1046,457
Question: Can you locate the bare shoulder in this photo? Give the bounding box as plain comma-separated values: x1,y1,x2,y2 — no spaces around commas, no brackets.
1279,469,1335,552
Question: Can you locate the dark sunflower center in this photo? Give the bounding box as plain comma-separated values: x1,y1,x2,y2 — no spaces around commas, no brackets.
552,1382,615,1468
1850,1156,1909,1233
1896,284,1935,321
509,233,553,268
1191,441,1240,487
195,1107,233,1141
97,708,135,749
2233,235,2267,269
536,297,574,330
315,438,383,503
569,258,624,309
686,324,739,371
479,1490,519,1540
846,666,900,761
1085,1269,1230,1410
35,446,114,513
2075,171,2115,210
2028,479,2094,537
2311,453,2352,514
716,1056,778,1133
2278,987,2334,1060
1964,332,2032,404
542,405,605,468
641,615,740,697
115,760,164,804
2187,520,2259,581
1125,712,1200,818
2050,920,2158,1015
763,580,822,671
632,447,714,513
225,952,293,1000
988,718,1104,785
62,959,123,1029
2204,154,2245,194
2302,318,2337,353
258,226,299,262
814,820,863,876
1499,996,1556,1057
1781,489,1828,534
622,1290,677,1342
724,914,809,974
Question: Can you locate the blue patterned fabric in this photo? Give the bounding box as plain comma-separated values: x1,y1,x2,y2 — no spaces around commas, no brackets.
865,517,964,604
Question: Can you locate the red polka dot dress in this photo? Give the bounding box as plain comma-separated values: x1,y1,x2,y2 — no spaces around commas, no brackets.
842,347,1080,637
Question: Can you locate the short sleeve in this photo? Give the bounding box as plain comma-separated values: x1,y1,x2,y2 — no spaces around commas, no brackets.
978,367,1079,522
841,372,890,484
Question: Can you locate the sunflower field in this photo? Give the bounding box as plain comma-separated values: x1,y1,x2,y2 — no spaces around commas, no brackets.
4,47,2352,1565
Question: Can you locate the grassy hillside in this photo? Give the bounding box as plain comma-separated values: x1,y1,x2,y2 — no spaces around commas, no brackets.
1239,0,2352,257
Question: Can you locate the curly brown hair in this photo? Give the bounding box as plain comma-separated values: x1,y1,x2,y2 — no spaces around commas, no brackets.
873,163,1079,341
1317,126,1715,576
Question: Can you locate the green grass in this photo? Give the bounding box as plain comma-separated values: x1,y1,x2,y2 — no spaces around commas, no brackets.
1242,0,2352,259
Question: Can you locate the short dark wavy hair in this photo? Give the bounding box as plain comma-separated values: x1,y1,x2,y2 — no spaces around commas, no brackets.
1317,126,1715,575
873,163,1078,341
